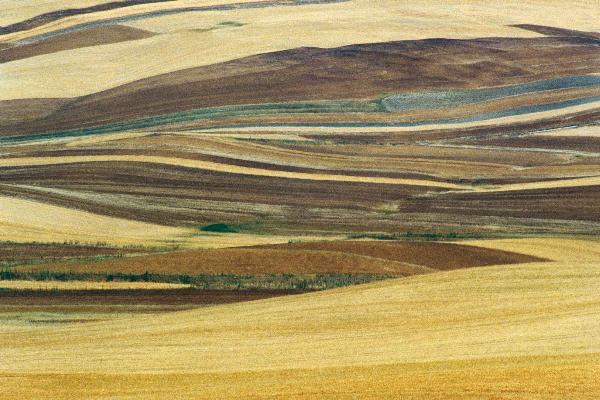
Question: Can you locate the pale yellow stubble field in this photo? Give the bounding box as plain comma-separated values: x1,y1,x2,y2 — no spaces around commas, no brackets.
0,238,598,398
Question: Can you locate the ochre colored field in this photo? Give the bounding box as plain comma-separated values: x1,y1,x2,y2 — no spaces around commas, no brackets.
0,238,598,399
3,354,597,400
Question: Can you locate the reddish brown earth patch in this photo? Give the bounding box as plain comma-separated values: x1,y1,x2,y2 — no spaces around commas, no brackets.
15,241,545,277
0,25,155,63
0,288,301,307
254,240,546,270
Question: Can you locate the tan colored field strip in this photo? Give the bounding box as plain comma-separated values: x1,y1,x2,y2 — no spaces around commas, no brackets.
0,155,465,189
0,238,598,399
0,192,328,248
0,194,191,245
0,280,190,290
133,134,515,179
533,125,600,137
0,0,109,26
477,175,600,192
64,131,152,146
462,237,600,263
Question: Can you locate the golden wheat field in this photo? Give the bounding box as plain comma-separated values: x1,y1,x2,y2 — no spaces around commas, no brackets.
1,0,599,398
1,239,600,398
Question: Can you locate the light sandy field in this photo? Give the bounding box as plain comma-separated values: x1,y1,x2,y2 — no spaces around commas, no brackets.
0,238,598,399
533,125,600,137
0,0,260,37
0,0,109,25
64,130,152,146
2,0,600,99
477,175,600,192
0,194,193,246
463,237,600,263
0,280,190,290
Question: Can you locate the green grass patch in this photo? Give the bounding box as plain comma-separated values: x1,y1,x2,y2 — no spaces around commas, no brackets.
199,223,238,233
0,270,391,291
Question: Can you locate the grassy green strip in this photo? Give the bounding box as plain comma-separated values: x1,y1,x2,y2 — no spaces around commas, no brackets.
0,270,391,291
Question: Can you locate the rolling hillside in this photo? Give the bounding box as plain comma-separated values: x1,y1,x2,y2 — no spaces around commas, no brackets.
0,0,598,398
1,238,598,399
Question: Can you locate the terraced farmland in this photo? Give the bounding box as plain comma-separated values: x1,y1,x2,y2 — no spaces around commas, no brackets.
0,0,599,398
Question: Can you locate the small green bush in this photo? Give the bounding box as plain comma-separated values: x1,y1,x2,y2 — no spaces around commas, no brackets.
199,223,237,233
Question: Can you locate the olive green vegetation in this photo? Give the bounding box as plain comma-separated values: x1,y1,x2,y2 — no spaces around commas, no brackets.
199,223,238,233
0,269,391,291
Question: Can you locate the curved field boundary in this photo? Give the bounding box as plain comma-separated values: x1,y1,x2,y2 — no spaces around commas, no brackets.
0,194,189,245
0,0,173,36
9,0,349,45
2,155,599,192
0,25,156,64
189,100,600,134
476,175,600,192
0,155,465,189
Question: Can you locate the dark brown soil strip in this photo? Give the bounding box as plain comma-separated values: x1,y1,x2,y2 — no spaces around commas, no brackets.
403,185,600,222
0,288,304,305
0,242,140,262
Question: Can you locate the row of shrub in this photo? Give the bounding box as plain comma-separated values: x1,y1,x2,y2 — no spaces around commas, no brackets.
348,231,486,241
0,269,391,291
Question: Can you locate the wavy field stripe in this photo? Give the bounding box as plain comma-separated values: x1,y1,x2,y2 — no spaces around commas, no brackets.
0,155,465,189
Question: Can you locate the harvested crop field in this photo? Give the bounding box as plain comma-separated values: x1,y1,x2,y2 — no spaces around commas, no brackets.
2,0,599,398
0,194,192,245
1,238,599,399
